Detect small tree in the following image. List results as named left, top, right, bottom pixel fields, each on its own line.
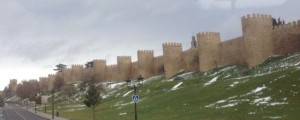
left=83, top=76, right=105, bottom=120
left=0, top=96, right=4, bottom=107
left=63, top=84, right=76, bottom=101
left=53, top=74, right=65, bottom=91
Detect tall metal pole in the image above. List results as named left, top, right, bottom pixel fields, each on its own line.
left=35, top=102, right=37, bottom=113
left=52, top=92, right=54, bottom=119
left=134, top=85, right=137, bottom=120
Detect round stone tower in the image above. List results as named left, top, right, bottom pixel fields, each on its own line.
left=197, top=32, right=221, bottom=72
left=163, top=42, right=183, bottom=78
left=242, top=14, right=274, bottom=67
left=117, top=56, right=132, bottom=81
left=137, top=50, right=154, bottom=79
left=93, top=59, right=107, bottom=82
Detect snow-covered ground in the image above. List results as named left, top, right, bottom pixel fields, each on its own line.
left=204, top=77, right=218, bottom=86
left=122, top=90, right=133, bottom=97
left=171, top=82, right=183, bottom=91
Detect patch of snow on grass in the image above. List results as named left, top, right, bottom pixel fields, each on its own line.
left=248, top=112, right=255, bottom=115
left=281, top=53, right=300, bottom=61
left=65, top=108, right=85, bottom=112
left=251, top=96, right=271, bottom=105
left=221, top=103, right=238, bottom=108
left=144, top=75, right=164, bottom=83
left=269, top=102, right=288, bottom=106
left=229, top=82, right=239, bottom=87
left=263, top=116, right=283, bottom=119
left=178, top=72, right=194, bottom=78
left=123, top=90, right=133, bottom=97
left=245, top=85, right=266, bottom=95
left=216, top=100, right=226, bottom=104
left=171, top=82, right=183, bottom=91
left=108, top=82, right=125, bottom=89
left=223, top=74, right=231, bottom=79
left=204, top=77, right=218, bottom=86
left=233, top=76, right=251, bottom=80
left=119, top=113, right=127, bottom=116
left=219, top=66, right=236, bottom=72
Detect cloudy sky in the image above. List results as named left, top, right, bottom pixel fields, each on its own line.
left=0, top=0, right=299, bottom=90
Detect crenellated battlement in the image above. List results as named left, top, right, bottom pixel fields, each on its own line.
left=197, top=32, right=220, bottom=37
left=34, top=13, right=300, bottom=88
left=71, top=64, right=84, bottom=68
left=242, top=13, right=272, bottom=21
left=107, top=64, right=117, bottom=68
left=63, top=68, right=72, bottom=71
left=138, top=50, right=154, bottom=54
left=48, top=74, right=55, bottom=77
left=39, top=77, right=48, bottom=79
left=117, top=56, right=131, bottom=60
left=163, top=42, right=182, bottom=47
left=224, top=36, right=244, bottom=43
left=93, top=59, right=106, bottom=63
left=273, top=20, right=300, bottom=32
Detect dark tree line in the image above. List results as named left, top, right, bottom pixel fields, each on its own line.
left=272, top=17, right=286, bottom=29
left=16, top=80, right=40, bottom=101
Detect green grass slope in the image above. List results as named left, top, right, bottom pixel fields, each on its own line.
left=45, top=53, right=300, bottom=120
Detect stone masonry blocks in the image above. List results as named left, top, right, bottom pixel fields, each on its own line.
left=117, top=56, right=132, bottom=81
left=197, top=32, right=221, bottom=72
left=242, top=13, right=274, bottom=67
left=93, top=59, right=107, bottom=82
left=137, top=50, right=154, bottom=79
left=71, top=64, right=84, bottom=82
left=163, top=42, right=184, bottom=78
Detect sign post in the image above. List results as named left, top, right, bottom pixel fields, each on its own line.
left=41, top=96, right=48, bottom=113
left=132, top=95, right=139, bottom=103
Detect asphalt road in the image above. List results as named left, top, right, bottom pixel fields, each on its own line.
left=0, top=107, right=4, bottom=120
left=3, top=104, right=48, bottom=120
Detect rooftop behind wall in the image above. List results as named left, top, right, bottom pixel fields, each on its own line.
left=219, top=36, right=246, bottom=67
left=273, top=20, right=300, bottom=55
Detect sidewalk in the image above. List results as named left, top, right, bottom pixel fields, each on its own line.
left=26, top=107, right=69, bottom=120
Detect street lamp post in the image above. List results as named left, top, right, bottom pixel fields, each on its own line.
left=52, top=63, right=66, bottom=119
left=35, top=95, right=37, bottom=114
left=125, top=75, right=144, bottom=120
left=51, top=90, right=55, bottom=119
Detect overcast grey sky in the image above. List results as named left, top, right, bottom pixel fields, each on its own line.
left=0, top=0, right=299, bottom=89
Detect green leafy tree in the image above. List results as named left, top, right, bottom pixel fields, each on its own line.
left=53, top=74, right=65, bottom=91
left=83, top=76, right=104, bottom=120
left=63, top=84, right=76, bottom=101
left=0, top=96, right=4, bottom=107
